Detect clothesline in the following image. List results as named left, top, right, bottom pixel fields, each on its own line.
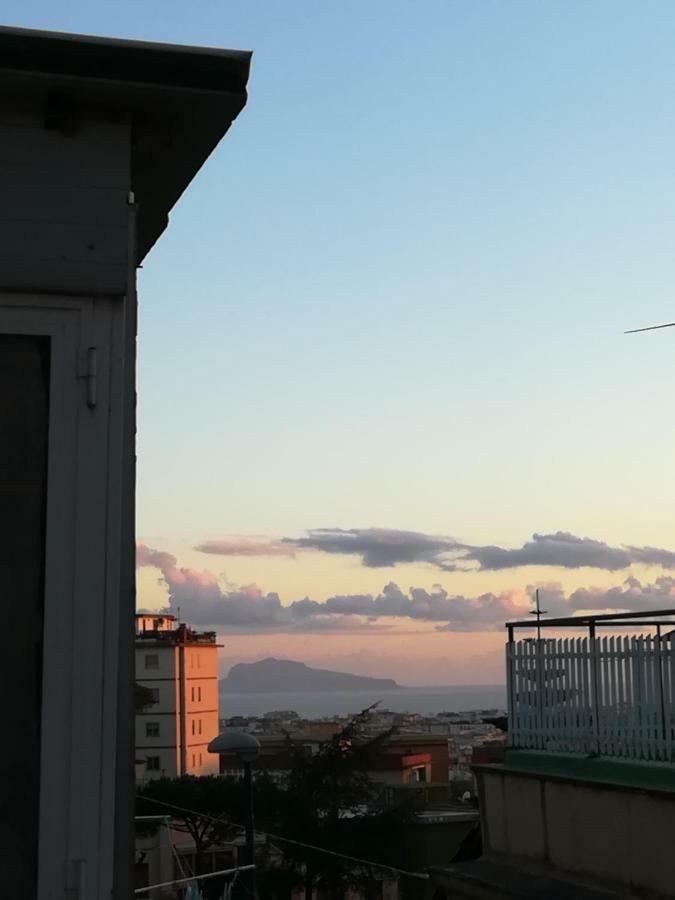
left=137, top=793, right=429, bottom=880
left=134, top=863, right=255, bottom=893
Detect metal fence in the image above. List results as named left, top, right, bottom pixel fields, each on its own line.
left=507, top=631, right=675, bottom=761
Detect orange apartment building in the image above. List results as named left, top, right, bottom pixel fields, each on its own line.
left=135, top=613, right=221, bottom=780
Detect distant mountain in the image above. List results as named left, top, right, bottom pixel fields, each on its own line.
left=220, top=658, right=401, bottom=693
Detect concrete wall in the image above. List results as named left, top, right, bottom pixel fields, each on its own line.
left=184, top=644, right=220, bottom=775
left=476, top=765, right=675, bottom=897
left=135, top=645, right=179, bottom=778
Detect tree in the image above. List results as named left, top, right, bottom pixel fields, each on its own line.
left=136, top=710, right=413, bottom=899
left=137, top=775, right=241, bottom=877
left=270, top=706, right=413, bottom=899
left=134, top=681, right=155, bottom=713
left=136, top=773, right=285, bottom=898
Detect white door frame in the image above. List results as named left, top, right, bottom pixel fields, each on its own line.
left=0, top=294, right=126, bottom=900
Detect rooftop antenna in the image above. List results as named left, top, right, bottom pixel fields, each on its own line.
left=529, top=588, right=547, bottom=641
left=625, top=322, right=675, bottom=334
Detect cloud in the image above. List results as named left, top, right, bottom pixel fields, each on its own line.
left=137, top=541, right=388, bottom=632
left=465, top=532, right=633, bottom=571
left=287, top=528, right=461, bottom=568
left=569, top=575, right=675, bottom=613
left=195, top=538, right=295, bottom=558
left=196, top=527, right=462, bottom=569
left=138, top=542, right=675, bottom=634
left=136, top=542, right=179, bottom=572
left=194, top=528, right=675, bottom=574
left=626, top=546, right=675, bottom=569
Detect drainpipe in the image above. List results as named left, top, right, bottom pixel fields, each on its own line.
left=178, top=642, right=187, bottom=775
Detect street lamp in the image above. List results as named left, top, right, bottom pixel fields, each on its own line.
left=207, top=730, right=260, bottom=897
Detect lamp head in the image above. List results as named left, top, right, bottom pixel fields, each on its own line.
left=207, top=729, right=260, bottom=763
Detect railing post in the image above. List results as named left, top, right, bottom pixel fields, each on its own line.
left=656, top=625, right=667, bottom=760
left=589, top=622, right=601, bottom=754
left=506, top=629, right=515, bottom=747
left=535, top=636, right=545, bottom=750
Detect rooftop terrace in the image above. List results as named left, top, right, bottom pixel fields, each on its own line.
left=506, top=608, right=675, bottom=762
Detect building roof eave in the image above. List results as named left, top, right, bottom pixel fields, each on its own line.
left=0, top=25, right=252, bottom=264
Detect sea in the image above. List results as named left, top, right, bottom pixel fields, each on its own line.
left=219, top=684, right=507, bottom=719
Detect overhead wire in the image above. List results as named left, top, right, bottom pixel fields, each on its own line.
left=134, top=863, right=255, bottom=894
left=136, top=793, right=429, bottom=880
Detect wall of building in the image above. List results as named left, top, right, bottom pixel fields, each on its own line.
left=136, top=644, right=178, bottom=779
left=476, top=764, right=675, bottom=898
left=183, top=644, right=220, bottom=776
left=384, top=735, right=450, bottom=782
left=135, top=640, right=220, bottom=779
left=0, top=100, right=130, bottom=295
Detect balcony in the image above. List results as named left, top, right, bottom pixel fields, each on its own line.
left=506, top=608, right=675, bottom=762
left=429, top=610, right=675, bottom=899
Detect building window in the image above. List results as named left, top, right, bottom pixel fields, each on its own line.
left=197, top=686, right=202, bottom=702
left=146, top=722, right=160, bottom=738
left=192, top=754, right=196, bottom=768
left=198, top=719, right=202, bottom=735
left=145, top=654, right=159, bottom=669
left=146, top=756, right=161, bottom=771
left=196, top=654, right=201, bottom=669
left=191, top=686, right=195, bottom=702
left=191, top=720, right=195, bottom=735
left=199, top=753, right=203, bottom=766
left=150, top=688, right=160, bottom=704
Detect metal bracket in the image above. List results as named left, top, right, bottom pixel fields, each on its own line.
left=76, top=347, right=97, bottom=409
left=66, top=858, right=86, bottom=899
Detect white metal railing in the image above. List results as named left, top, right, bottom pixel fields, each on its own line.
left=507, top=634, right=675, bottom=761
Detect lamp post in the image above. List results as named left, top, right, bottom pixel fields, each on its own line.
left=207, top=730, right=260, bottom=898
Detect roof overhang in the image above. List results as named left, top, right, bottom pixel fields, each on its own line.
left=0, top=25, right=252, bottom=263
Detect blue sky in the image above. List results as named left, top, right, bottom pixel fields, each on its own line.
left=9, top=3, right=675, bottom=679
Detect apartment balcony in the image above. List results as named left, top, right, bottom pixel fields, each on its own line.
left=430, top=610, right=675, bottom=899
left=507, top=609, right=675, bottom=763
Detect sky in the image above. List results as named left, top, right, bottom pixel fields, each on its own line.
left=9, top=2, right=675, bottom=683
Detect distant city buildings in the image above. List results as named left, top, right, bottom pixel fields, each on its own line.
left=217, top=710, right=507, bottom=800
left=135, top=613, right=222, bottom=780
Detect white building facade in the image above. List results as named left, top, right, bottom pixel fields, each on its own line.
left=135, top=614, right=221, bottom=780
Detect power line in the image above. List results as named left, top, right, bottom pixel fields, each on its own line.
left=135, top=863, right=254, bottom=894
left=136, top=793, right=429, bottom=880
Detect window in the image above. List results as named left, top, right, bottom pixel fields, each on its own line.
left=191, top=686, right=195, bottom=702
left=146, top=756, right=161, bottom=771
left=410, top=766, right=427, bottom=784
left=198, top=719, right=202, bottom=735
left=199, top=753, right=203, bottom=766
left=191, top=720, right=195, bottom=735
left=146, top=722, right=160, bottom=738
left=150, top=688, right=160, bottom=704
left=197, top=686, right=202, bottom=702
left=192, top=754, right=196, bottom=768
left=145, top=654, right=159, bottom=670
